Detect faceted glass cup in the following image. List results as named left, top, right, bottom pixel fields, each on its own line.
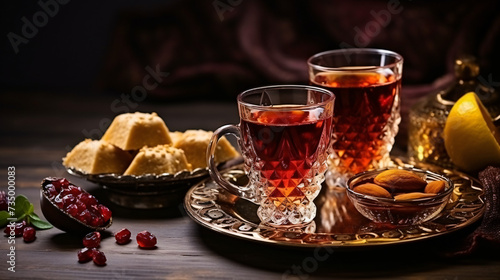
left=207, top=85, right=335, bottom=227
left=308, top=48, right=404, bottom=187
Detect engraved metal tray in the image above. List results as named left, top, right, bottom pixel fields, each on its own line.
left=184, top=158, right=485, bottom=248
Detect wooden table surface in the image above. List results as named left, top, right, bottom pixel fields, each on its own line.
left=1, top=91, right=499, bottom=280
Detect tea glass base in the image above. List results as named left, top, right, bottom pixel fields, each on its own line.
left=258, top=221, right=317, bottom=234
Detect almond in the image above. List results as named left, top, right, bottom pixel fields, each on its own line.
left=374, top=169, right=427, bottom=193
left=353, top=183, right=392, bottom=198
left=394, top=192, right=436, bottom=201
left=424, top=180, right=446, bottom=194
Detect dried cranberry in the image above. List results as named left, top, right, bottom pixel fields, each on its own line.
left=136, top=231, right=157, bottom=248
left=77, top=247, right=96, bottom=263
left=23, top=226, right=36, bottom=242
left=115, top=228, right=131, bottom=245
left=0, top=191, right=8, bottom=211
left=4, top=221, right=27, bottom=237
left=82, top=231, right=101, bottom=248
left=92, top=250, right=107, bottom=266
left=98, top=205, right=112, bottom=223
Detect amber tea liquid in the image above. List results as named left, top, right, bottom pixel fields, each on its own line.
left=311, top=70, right=401, bottom=176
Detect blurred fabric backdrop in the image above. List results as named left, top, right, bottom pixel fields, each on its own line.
left=1, top=0, right=499, bottom=146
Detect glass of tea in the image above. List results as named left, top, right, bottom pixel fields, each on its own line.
left=207, top=85, right=335, bottom=227
left=308, top=49, right=404, bottom=187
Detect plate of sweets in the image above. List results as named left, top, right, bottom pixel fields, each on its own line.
left=63, top=112, right=240, bottom=208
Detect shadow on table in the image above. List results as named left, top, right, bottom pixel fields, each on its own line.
left=196, top=223, right=499, bottom=278
left=87, top=185, right=187, bottom=220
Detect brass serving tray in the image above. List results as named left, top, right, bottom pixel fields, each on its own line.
left=184, top=158, right=485, bottom=248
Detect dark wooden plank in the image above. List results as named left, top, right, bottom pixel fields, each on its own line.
left=1, top=91, right=499, bottom=279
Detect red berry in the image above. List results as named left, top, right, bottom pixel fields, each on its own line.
left=23, top=226, right=36, bottom=242
left=62, top=194, right=76, bottom=208
left=4, top=221, right=27, bottom=237
left=77, top=209, right=91, bottom=224
left=77, top=193, right=98, bottom=207
left=44, top=185, right=58, bottom=199
left=0, top=191, right=8, bottom=211
left=77, top=247, right=95, bottom=263
left=82, top=231, right=101, bottom=248
left=52, top=178, right=70, bottom=192
left=53, top=194, right=64, bottom=209
left=136, top=231, right=157, bottom=248
left=92, top=250, right=107, bottom=266
left=98, top=205, right=112, bottom=223
left=88, top=214, right=104, bottom=227
left=65, top=203, right=79, bottom=218
left=75, top=199, right=87, bottom=212
left=115, top=228, right=131, bottom=245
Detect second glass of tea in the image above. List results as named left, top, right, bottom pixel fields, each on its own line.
left=308, top=48, right=404, bottom=187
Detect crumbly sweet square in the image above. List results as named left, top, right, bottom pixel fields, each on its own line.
left=123, top=145, right=192, bottom=176
left=173, top=129, right=239, bottom=169
left=63, top=139, right=134, bottom=174
left=101, top=112, right=172, bottom=151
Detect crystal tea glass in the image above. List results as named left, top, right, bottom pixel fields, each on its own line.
left=308, top=49, right=403, bottom=186
left=207, top=85, right=335, bottom=227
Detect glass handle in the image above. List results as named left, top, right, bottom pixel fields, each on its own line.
left=207, top=125, right=256, bottom=202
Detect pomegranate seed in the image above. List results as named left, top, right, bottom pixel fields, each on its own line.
left=65, top=204, right=79, bottom=218
left=53, top=194, right=64, bottom=209
left=52, top=178, right=70, bottom=192
left=44, top=185, right=58, bottom=199
left=62, top=194, right=76, bottom=208
left=77, top=247, right=96, bottom=263
left=23, top=226, right=36, bottom=242
left=92, top=250, right=107, bottom=266
left=115, top=228, right=131, bottom=245
left=77, top=193, right=98, bottom=207
left=0, top=191, right=7, bottom=211
left=77, top=209, right=91, bottom=224
left=43, top=177, right=112, bottom=228
left=67, top=185, right=83, bottom=196
left=82, top=231, right=101, bottom=248
left=98, top=205, right=112, bottom=223
left=75, top=199, right=87, bottom=212
left=4, top=221, right=27, bottom=237
left=136, top=231, right=157, bottom=248
left=89, top=214, right=103, bottom=227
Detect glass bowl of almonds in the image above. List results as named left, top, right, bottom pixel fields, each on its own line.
left=346, top=167, right=454, bottom=225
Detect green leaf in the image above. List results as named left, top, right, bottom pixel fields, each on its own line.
left=28, top=213, right=52, bottom=230
left=0, top=211, right=10, bottom=227
left=14, top=195, right=32, bottom=218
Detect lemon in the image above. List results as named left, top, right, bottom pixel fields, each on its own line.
left=443, top=92, right=500, bottom=172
